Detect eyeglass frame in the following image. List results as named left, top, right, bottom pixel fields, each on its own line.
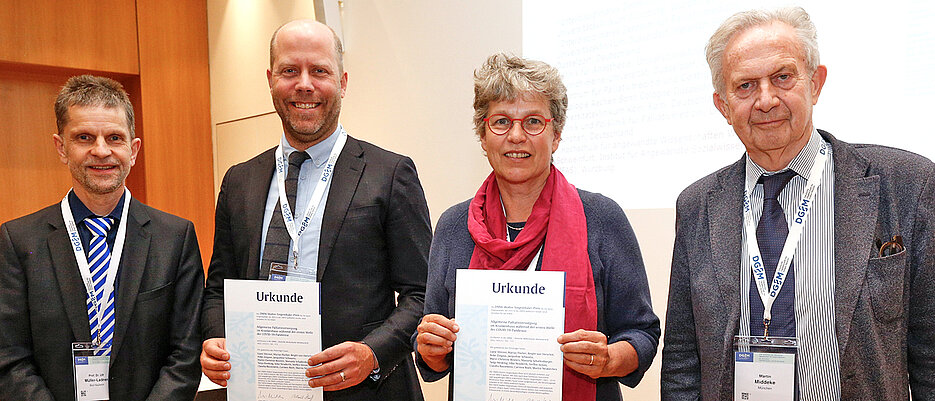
left=878, top=234, right=904, bottom=257
left=483, top=114, right=553, bottom=136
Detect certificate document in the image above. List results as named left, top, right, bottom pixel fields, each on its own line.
left=453, top=270, right=565, bottom=401
left=225, top=279, right=322, bottom=401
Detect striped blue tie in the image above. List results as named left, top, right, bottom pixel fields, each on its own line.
left=84, top=216, right=116, bottom=355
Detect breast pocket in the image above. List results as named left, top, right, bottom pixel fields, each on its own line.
left=866, top=250, right=907, bottom=323
left=137, top=280, right=175, bottom=302
left=338, top=206, right=385, bottom=254
left=345, top=205, right=380, bottom=220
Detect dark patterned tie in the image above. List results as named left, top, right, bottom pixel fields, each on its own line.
left=260, top=151, right=310, bottom=278
left=750, top=170, right=797, bottom=337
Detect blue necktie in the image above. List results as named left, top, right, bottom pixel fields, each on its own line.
left=750, top=170, right=797, bottom=337
left=84, top=216, right=116, bottom=354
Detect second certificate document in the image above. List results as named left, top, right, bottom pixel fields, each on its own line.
left=453, top=269, right=565, bottom=401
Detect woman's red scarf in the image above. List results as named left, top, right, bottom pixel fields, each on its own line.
left=467, top=165, right=597, bottom=401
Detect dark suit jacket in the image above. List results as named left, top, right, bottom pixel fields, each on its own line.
left=661, top=131, right=935, bottom=400
left=202, top=136, right=431, bottom=401
left=0, top=198, right=204, bottom=401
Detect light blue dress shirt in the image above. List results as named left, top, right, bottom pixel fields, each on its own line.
left=258, top=125, right=341, bottom=281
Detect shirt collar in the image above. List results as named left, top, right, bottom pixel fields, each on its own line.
left=68, top=189, right=126, bottom=224
left=280, top=124, right=343, bottom=169
left=744, top=128, right=824, bottom=189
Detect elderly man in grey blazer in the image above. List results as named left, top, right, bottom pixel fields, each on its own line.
left=661, top=7, right=935, bottom=400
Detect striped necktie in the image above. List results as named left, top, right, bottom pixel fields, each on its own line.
left=84, top=216, right=116, bottom=355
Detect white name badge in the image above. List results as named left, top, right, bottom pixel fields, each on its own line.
left=734, top=336, right=797, bottom=401
left=268, top=262, right=317, bottom=282
left=72, top=342, right=110, bottom=401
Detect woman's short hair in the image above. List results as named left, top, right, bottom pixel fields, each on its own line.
left=473, top=53, right=568, bottom=138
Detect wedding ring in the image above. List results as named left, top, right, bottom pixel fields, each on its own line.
left=589, top=354, right=594, bottom=366
left=339, top=371, right=346, bottom=382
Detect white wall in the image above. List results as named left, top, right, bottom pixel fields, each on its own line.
left=207, top=0, right=318, bottom=194
left=338, top=0, right=517, bottom=223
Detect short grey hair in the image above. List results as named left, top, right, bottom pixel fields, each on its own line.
left=705, top=7, right=820, bottom=95
left=55, top=75, right=135, bottom=138
left=473, top=53, right=568, bottom=138
left=270, top=20, right=344, bottom=74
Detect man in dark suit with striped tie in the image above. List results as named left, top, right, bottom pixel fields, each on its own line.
left=0, top=75, right=204, bottom=400
left=661, top=6, right=935, bottom=400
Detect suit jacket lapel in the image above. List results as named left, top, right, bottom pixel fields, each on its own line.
left=317, top=137, right=364, bottom=281
left=708, top=158, right=745, bottom=372
left=48, top=216, right=93, bottom=342
left=825, top=131, right=878, bottom=354
left=251, top=148, right=277, bottom=279
left=111, top=199, right=151, bottom=362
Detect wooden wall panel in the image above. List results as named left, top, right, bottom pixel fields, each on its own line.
left=0, top=66, right=145, bottom=223
left=136, top=0, right=215, bottom=269
left=0, top=1, right=215, bottom=270
left=0, top=0, right=139, bottom=74
left=121, top=76, right=148, bottom=202
left=0, top=71, right=73, bottom=222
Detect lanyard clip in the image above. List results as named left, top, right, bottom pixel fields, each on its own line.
left=763, top=318, right=771, bottom=338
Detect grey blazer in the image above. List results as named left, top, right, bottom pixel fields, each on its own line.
left=0, top=199, right=204, bottom=400
left=661, top=130, right=935, bottom=400
left=202, top=135, right=431, bottom=401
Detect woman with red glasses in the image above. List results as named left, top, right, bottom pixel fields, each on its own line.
left=414, top=53, right=660, bottom=401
